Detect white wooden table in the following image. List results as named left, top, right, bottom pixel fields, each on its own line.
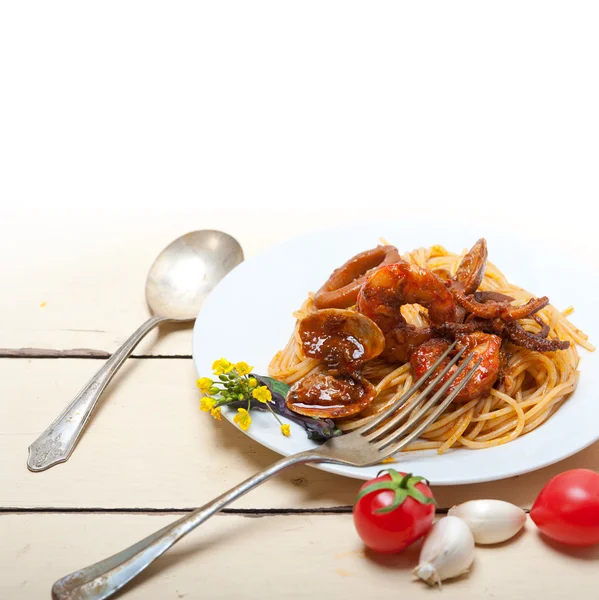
left=2, top=3, right=599, bottom=598
left=2, top=221, right=599, bottom=599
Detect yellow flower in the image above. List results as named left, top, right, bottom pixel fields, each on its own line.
left=212, top=358, right=233, bottom=375
left=234, top=408, right=252, bottom=431
left=248, top=377, right=258, bottom=388
left=280, top=424, right=291, bottom=437
left=200, top=396, right=216, bottom=412
left=252, top=386, right=272, bottom=404
left=196, top=377, right=213, bottom=393
left=235, top=361, right=253, bottom=376
left=210, top=407, right=222, bottom=421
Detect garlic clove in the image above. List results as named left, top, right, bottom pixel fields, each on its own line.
left=448, top=499, right=526, bottom=545
left=414, top=516, right=475, bottom=587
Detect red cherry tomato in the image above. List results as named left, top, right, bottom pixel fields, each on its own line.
left=352, top=469, right=436, bottom=553
left=530, top=468, right=599, bottom=547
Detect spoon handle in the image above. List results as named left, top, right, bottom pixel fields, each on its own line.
left=27, top=315, right=167, bottom=472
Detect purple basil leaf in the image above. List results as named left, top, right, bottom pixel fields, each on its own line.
left=223, top=374, right=341, bottom=442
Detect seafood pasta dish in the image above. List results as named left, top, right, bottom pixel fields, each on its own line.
left=269, top=239, right=593, bottom=453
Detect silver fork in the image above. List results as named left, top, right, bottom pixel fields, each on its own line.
left=52, top=342, right=480, bottom=600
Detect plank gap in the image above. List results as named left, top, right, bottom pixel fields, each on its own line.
left=0, top=506, right=358, bottom=516
left=0, top=348, right=192, bottom=359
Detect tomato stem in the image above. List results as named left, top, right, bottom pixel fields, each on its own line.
left=398, top=472, right=413, bottom=489
left=356, top=469, right=437, bottom=514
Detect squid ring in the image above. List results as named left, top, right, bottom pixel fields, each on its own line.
left=313, top=245, right=401, bottom=309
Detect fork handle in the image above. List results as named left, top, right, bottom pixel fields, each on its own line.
left=51, top=449, right=325, bottom=600
left=28, top=314, right=167, bottom=472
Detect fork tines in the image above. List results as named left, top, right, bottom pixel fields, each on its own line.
left=361, top=342, right=482, bottom=457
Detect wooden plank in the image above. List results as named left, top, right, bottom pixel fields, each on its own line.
left=2, top=512, right=599, bottom=600
left=2, top=358, right=598, bottom=510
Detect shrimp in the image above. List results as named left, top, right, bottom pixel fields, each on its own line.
left=356, top=261, right=457, bottom=362
left=357, top=261, right=457, bottom=333
left=410, top=332, right=502, bottom=402
left=382, top=323, right=434, bottom=364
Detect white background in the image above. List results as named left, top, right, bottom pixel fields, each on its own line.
left=1, top=2, right=597, bottom=253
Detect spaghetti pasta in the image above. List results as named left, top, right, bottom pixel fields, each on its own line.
left=268, top=244, right=593, bottom=453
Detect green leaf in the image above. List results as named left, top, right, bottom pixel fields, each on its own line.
left=356, top=481, right=396, bottom=502
left=376, top=468, right=401, bottom=480
left=261, top=376, right=291, bottom=399
left=408, top=484, right=437, bottom=506
left=356, top=470, right=437, bottom=513
left=407, top=475, right=427, bottom=485
left=406, top=484, right=436, bottom=506
left=387, top=469, right=405, bottom=484
left=375, top=488, right=408, bottom=514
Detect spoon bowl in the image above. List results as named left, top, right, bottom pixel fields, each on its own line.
left=146, top=230, right=244, bottom=320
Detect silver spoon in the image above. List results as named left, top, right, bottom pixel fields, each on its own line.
left=27, top=230, right=244, bottom=472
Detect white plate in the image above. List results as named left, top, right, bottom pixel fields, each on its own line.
left=192, top=221, right=599, bottom=484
